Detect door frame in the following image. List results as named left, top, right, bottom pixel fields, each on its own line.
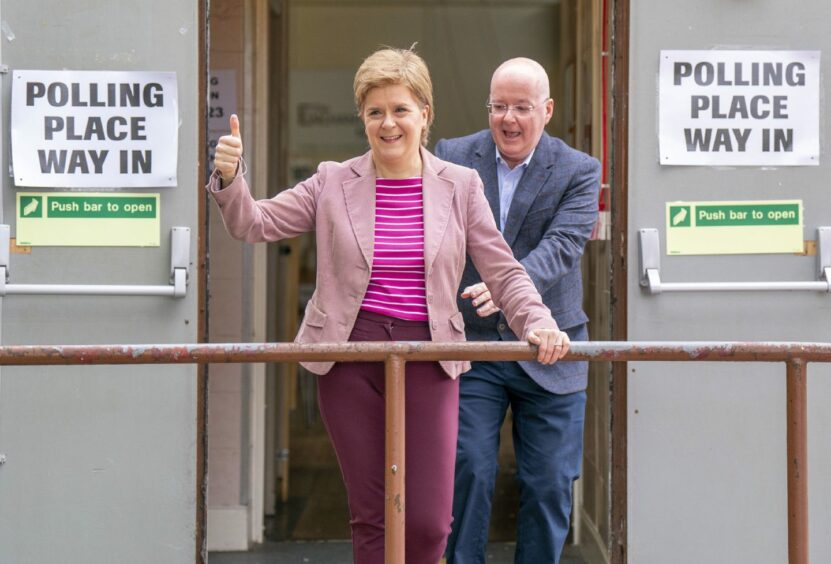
left=197, top=0, right=209, bottom=559
left=609, top=0, right=630, bottom=562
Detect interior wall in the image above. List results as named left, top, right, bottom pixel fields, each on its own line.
left=206, top=0, right=251, bottom=551
left=288, top=1, right=562, bottom=160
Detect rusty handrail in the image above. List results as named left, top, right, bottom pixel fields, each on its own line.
left=0, top=340, right=830, bottom=365
left=1, top=340, right=828, bottom=564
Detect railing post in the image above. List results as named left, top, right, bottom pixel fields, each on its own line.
left=786, top=358, right=808, bottom=564
left=385, top=354, right=406, bottom=563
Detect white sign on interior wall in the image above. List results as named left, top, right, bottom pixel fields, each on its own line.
left=208, top=70, right=238, bottom=171
left=209, top=70, right=237, bottom=130
left=289, top=69, right=366, bottom=156
left=659, top=50, right=819, bottom=166
left=11, top=70, right=179, bottom=188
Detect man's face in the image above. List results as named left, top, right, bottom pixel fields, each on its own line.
left=488, top=67, right=553, bottom=169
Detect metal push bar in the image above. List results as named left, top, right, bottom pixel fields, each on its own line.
left=639, top=227, right=831, bottom=294
left=0, top=225, right=190, bottom=297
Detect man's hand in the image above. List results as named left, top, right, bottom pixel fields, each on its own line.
left=461, top=282, right=501, bottom=317
left=214, top=114, right=243, bottom=186
left=526, top=328, right=570, bottom=364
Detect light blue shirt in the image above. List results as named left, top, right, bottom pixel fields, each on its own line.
left=495, top=147, right=535, bottom=232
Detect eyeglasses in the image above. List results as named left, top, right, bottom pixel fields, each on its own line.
left=486, top=102, right=539, bottom=117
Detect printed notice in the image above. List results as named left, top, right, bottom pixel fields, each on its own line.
left=11, top=70, right=178, bottom=188
left=666, top=200, right=803, bottom=255
left=17, top=192, right=160, bottom=246
left=208, top=70, right=238, bottom=171
left=659, top=50, right=819, bottom=166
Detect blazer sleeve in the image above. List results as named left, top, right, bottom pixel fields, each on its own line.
left=205, top=164, right=323, bottom=243
left=463, top=169, right=558, bottom=339
left=519, top=155, right=601, bottom=293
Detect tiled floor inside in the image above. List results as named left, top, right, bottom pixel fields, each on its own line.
left=210, top=374, right=601, bottom=563
left=210, top=540, right=594, bottom=563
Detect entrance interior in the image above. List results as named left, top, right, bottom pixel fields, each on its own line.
left=205, top=0, right=612, bottom=558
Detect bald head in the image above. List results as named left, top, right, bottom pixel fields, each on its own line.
left=487, top=57, right=554, bottom=169
left=491, top=58, right=550, bottom=101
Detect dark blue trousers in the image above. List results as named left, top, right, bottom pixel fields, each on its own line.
left=445, top=360, right=586, bottom=564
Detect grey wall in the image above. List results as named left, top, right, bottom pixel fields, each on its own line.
left=627, top=1, right=831, bottom=563
left=0, top=2, right=201, bottom=563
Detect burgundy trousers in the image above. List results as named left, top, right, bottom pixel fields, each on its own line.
left=317, top=309, right=460, bottom=564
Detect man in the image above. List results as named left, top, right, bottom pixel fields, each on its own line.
left=435, top=58, right=600, bottom=564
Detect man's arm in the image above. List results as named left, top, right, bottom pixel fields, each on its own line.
left=519, top=155, right=601, bottom=294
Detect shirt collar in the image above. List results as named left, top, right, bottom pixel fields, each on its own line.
left=495, top=145, right=535, bottom=171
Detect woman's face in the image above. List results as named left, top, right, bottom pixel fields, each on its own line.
left=361, top=84, right=428, bottom=173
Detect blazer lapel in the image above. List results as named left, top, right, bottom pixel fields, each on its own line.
left=502, top=142, right=554, bottom=247
left=422, top=148, right=455, bottom=277
left=342, top=151, right=376, bottom=270
left=473, top=137, right=500, bottom=226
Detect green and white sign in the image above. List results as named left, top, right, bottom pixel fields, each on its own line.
left=17, top=192, right=160, bottom=246
left=666, top=199, right=802, bottom=255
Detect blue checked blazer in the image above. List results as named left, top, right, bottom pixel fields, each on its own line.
left=435, top=130, right=600, bottom=394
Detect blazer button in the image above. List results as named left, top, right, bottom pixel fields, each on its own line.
left=498, top=322, right=507, bottom=332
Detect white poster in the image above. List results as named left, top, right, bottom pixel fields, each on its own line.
left=11, top=70, right=179, bottom=188
left=659, top=50, right=819, bottom=166
left=208, top=70, right=237, bottom=131
left=208, top=70, right=237, bottom=171
left=289, top=69, right=366, bottom=156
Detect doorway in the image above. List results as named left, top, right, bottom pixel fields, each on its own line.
left=205, top=0, right=613, bottom=559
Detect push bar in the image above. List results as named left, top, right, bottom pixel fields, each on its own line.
left=639, top=227, right=831, bottom=294
left=0, top=225, right=190, bottom=298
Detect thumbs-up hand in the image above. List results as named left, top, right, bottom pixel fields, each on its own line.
left=214, top=114, right=243, bottom=186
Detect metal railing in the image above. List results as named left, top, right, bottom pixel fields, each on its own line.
left=1, top=340, right=829, bottom=564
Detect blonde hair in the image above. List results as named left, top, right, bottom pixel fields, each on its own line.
left=353, top=46, right=434, bottom=145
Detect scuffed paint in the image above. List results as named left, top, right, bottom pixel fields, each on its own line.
left=1, top=21, right=15, bottom=42
left=131, top=347, right=148, bottom=358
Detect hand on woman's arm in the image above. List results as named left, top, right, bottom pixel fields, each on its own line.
left=461, top=282, right=501, bottom=317
left=463, top=169, right=564, bottom=362
left=526, top=327, right=570, bottom=364
left=214, top=114, right=243, bottom=187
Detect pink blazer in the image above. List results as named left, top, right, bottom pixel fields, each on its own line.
left=207, top=147, right=557, bottom=378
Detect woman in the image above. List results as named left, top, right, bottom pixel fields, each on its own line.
left=208, top=47, right=569, bottom=564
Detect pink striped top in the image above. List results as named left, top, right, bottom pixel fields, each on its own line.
left=359, top=177, right=428, bottom=321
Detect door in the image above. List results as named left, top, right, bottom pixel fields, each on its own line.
left=624, top=1, right=831, bottom=562
left=0, top=2, right=204, bottom=563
